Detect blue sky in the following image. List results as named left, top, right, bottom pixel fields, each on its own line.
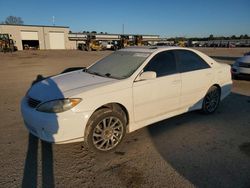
left=0, top=0, right=249, bottom=37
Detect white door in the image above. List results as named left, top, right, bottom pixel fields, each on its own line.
left=49, top=32, right=65, bottom=49
left=133, top=50, right=181, bottom=122
left=175, top=50, right=213, bottom=109
left=133, top=74, right=181, bottom=122
left=180, top=69, right=213, bottom=108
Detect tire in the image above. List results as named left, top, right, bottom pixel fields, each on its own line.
left=202, top=86, right=220, bottom=114
left=85, top=108, right=126, bottom=152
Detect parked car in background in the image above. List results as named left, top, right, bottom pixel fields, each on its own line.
left=106, top=41, right=114, bottom=50
left=231, top=55, right=250, bottom=79
left=244, top=51, right=250, bottom=56
left=102, top=41, right=118, bottom=50
left=21, top=47, right=232, bottom=152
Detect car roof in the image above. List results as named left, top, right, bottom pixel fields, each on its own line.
left=119, top=46, right=188, bottom=53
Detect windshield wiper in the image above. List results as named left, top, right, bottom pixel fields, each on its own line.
left=85, top=69, right=105, bottom=77
left=104, top=73, right=125, bottom=79
left=105, top=73, right=111, bottom=77
left=85, top=70, right=122, bottom=79
left=90, top=72, right=104, bottom=77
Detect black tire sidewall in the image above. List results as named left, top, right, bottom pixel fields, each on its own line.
left=202, top=86, right=220, bottom=114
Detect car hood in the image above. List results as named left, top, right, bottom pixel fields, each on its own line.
left=27, top=70, right=116, bottom=102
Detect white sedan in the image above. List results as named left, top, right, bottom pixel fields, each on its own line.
left=21, top=47, right=232, bottom=152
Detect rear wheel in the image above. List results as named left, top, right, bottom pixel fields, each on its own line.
left=85, top=108, right=126, bottom=152
left=202, top=86, right=220, bottom=114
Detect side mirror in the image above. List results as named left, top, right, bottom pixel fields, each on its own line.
left=136, top=71, right=156, bottom=81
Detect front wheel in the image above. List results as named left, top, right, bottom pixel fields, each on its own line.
left=85, top=108, right=126, bottom=152
left=202, top=86, right=220, bottom=114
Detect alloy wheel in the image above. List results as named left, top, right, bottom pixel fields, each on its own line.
left=92, top=116, right=124, bottom=151
left=204, top=88, right=220, bottom=113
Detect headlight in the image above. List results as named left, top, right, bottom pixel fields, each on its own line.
left=36, top=98, right=82, bottom=113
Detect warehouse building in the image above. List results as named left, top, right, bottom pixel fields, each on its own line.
left=0, top=24, right=160, bottom=50
left=0, top=24, right=70, bottom=50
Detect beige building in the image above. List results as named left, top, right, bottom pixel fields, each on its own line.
left=0, top=24, right=70, bottom=50
left=0, top=24, right=161, bottom=50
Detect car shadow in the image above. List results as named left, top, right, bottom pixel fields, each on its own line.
left=148, top=92, right=250, bottom=187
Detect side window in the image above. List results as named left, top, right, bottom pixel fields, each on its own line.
left=175, top=50, right=210, bottom=73
left=144, top=51, right=177, bottom=77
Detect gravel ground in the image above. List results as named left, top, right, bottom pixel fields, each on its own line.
left=0, top=48, right=249, bottom=188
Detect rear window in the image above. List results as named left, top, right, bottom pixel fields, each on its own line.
left=175, top=50, right=210, bottom=72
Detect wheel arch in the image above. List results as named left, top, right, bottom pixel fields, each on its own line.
left=212, top=84, right=221, bottom=96
left=94, top=102, right=129, bottom=125
left=84, top=102, right=130, bottom=140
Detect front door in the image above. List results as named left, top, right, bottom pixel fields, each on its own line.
left=133, top=50, right=181, bottom=123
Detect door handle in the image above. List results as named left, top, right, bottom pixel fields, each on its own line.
left=172, top=80, right=181, bottom=85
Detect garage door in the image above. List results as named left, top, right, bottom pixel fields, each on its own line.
left=49, top=32, right=65, bottom=49
left=21, top=31, right=38, bottom=40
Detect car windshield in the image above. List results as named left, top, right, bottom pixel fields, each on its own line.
left=87, top=51, right=150, bottom=79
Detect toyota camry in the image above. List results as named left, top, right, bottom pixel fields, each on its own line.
left=21, top=47, right=232, bottom=152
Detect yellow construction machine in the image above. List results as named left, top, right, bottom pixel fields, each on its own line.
left=85, top=35, right=103, bottom=51
left=134, top=35, right=143, bottom=46
left=0, top=33, right=15, bottom=52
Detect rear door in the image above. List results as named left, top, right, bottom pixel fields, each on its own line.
left=133, top=50, right=181, bottom=123
left=174, top=50, right=213, bottom=109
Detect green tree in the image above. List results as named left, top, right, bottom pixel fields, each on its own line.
left=3, top=16, right=24, bottom=25
left=231, top=35, right=236, bottom=39
left=209, top=34, right=214, bottom=40
left=244, top=34, right=249, bottom=39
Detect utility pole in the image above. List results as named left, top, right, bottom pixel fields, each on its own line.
left=52, top=16, right=55, bottom=26
left=122, top=24, right=124, bottom=34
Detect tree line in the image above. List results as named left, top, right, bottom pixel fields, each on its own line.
left=1, top=16, right=249, bottom=41
left=168, top=34, right=250, bottom=42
